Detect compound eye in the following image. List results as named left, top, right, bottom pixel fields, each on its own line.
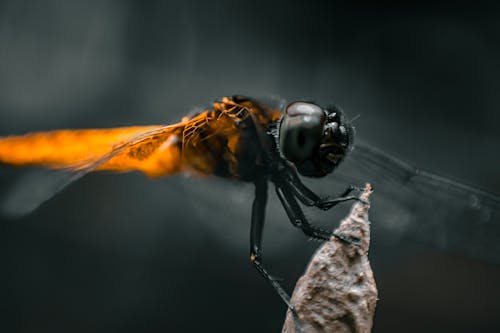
left=280, top=102, right=325, bottom=163
left=286, top=101, right=325, bottom=118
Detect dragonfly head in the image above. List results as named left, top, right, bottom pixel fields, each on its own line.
left=279, top=102, right=353, bottom=177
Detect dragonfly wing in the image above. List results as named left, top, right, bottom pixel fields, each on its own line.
left=2, top=140, right=135, bottom=217
left=332, top=140, right=500, bottom=263
left=180, top=176, right=299, bottom=255
left=1, top=125, right=183, bottom=217
left=3, top=166, right=96, bottom=217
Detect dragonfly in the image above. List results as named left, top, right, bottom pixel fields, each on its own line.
left=1, top=95, right=499, bottom=320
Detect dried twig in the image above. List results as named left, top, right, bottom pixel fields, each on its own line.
left=282, top=184, right=378, bottom=333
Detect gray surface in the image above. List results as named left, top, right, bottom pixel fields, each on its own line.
left=1, top=1, right=500, bottom=332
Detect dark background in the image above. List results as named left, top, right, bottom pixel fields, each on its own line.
left=1, top=0, right=500, bottom=332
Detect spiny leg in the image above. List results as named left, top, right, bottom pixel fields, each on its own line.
left=316, top=195, right=365, bottom=211
left=250, top=178, right=303, bottom=333
left=275, top=182, right=360, bottom=245
left=286, top=167, right=367, bottom=210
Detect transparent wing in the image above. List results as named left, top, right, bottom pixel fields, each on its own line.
left=3, top=163, right=102, bottom=218
left=2, top=146, right=130, bottom=218
left=1, top=125, right=178, bottom=217
left=180, top=176, right=299, bottom=255
left=331, top=140, right=500, bottom=263
left=183, top=137, right=500, bottom=263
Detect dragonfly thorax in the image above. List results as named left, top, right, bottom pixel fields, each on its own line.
left=278, top=102, right=353, bottom=178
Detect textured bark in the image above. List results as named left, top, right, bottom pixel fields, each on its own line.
left=282, top=184, right=378, bottom=333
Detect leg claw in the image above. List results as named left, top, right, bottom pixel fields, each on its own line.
left=333, top=233, right=361, bottom=246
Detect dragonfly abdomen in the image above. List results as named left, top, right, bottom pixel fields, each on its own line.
left=0, top=96, right=281, bottom=181
left=0, top=125, right=187, bottom=178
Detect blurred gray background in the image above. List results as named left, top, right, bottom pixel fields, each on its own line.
left=1, top=0, right=500, bottom=332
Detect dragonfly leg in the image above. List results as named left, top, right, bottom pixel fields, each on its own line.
left=339, top=184, right=357, bottom=197
left=285, top=168, right=367, bottom=210
left=316, top=195, right=367, bottom=211
left=250, top=178, right=303, bottom=333
left=275, top=183, right=361, bottom=245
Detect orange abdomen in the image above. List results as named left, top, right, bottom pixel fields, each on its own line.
left=0, top=125, right=184, bottom=178
left=0, top=96, right=282, bottom=180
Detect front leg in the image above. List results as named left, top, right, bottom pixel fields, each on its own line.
left=275, top=181, right=360, bottom=245
left=286, top=166, right=365, bottom=210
